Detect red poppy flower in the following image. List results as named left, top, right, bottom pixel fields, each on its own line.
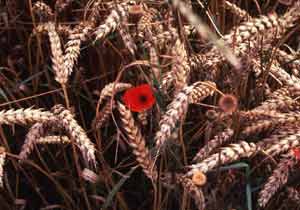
left=292, top=147, right=300, bottom=160
left=122, top=84, right=156, bottom=112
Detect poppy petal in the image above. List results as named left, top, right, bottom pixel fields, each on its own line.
left=122, top=84, right=156, bottom=112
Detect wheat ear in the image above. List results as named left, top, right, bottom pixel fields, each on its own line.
left=262, top=61, right=300, bottom=87
left=187, top=141, right=260, bottom=176
left=188, top=81, right=216, bottom=104
left=241, top=113, right=300, bottom=137
left=171, top=39, right=190, bottom=92
left=45, top=22, right=68, bottom=85
left=175, top=174, right=205, bottom=210
left=276, top=50, right=300, bottom=76
left=93, top=101, right=114, bottom=129
left=96, top=82, right=132, bottom=108
left=224, top=1, right=251, bottom=21
left=20, top=122, right=50, bottom=160
left=0, top=108, right=56, bottom=125
left=145, top=28, right=179, bottom=50
left=137, top=111, right=148, bottom=126
left=137, top=6, right=162, bottom=39
left=19, top=122, right=63, bottom=160
left=32, top=1, right=54, bottom=21
left=94, top=2, right=129, bottom=41
left=36, top=135, right=71, bottom=144
left=160, top=71, right=174, bottom=92
left=193, top=128, right=234, bottom=162
left=155, top=81, right=216, bottom=149
left=286, top=187, right=300, bottom=204
left=118, top=16, right=136, bottom=56
left=55, top=0, right=73, bottom=13
left=258, top=149, right=299, bottom=207
left=52, top=105, right=97, bottom=167
left=264, top=133, right=300, bottom=157
left=62, top=0, right=106, bottom=77
left=64, top=22, right=94, bottom=77
left=280, top=2, right=300, bottom=31
left=117, top=102, right=157, bottom=181
left=154, top=87, right=190, bottom=149
left=148, top=43, right=160, bottom=81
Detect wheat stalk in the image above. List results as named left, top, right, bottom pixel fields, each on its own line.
left=0, top=147, right=6, bottom=187
left=33, top=23, right=72, bottom=37
left=172, top=0, right=240, bottom=68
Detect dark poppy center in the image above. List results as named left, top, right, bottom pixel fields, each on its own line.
left=139, top=94, right=148, bottom=103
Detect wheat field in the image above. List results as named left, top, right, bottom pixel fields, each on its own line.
left=0, top=0, right=300, bottom=209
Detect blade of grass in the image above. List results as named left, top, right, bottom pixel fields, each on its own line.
left=219, top=162, right=252, bottom=210
left=101, top=166, right=138, bottom=209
